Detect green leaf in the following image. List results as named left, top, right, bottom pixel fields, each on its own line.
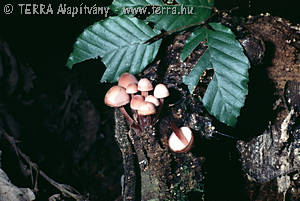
left=180, top=27, right=207, bottom=61
left=66, top=16, right=162, bottom=83
left=182, top=23, right=250, bottom=127
left=147, top=0, right=214, bottom=31
left=110, top=0, right=164, bottom=15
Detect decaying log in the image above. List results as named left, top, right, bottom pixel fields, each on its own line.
left=114, top=106, right=206, bottom=201
left=236, top=15, right=300, bottom=201
left=237, top=80, right=300, bottom=186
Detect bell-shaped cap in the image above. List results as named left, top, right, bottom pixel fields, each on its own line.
left=154, top=84, right=169, bottom=99
left=138, top=78, right=153, bottom=92
left=126, top=83, right=138, bottom=94
left=104, top=86, right=130, bottom=107
left=130, top=95, right=144, bottom=110
left=137, top=101, right=156, bottom=116
left=118, top=73, right=138, bottom=89
left=145, top=95, right=159, bottom=107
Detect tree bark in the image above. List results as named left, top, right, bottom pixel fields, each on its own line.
left=114, top=108, right=206, bottom=201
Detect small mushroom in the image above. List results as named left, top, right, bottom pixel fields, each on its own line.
left=130, top=95, right=144, bottom=122
left=104, top=86, right=130, bottom=107
left=118, top=73, right=138, bottom=89
left=152, top=84, right=169, bottom=123
left=154, top=84, right=169, bottom=103
left=137, top=101, right=156, bottom=126
left=145, top=95, right=159, bottom=107
left=168, top=124, right=194, bottom=153
left=138, top=102, right=156, bottom=116
left=130, top=95, right=144, bottom=110
left=126, top=83, right=138, bottom=96
left=138, top=78, right=153, bottom=97
left=104, top=86, right=133, bottom=125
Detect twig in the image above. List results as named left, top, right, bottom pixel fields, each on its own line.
left=144, top=6, right=239, bottom=44
left=0, top=127, right=89, bottom=201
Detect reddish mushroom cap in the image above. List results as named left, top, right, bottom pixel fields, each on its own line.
left=104, top=86, right=130, bottom=107
left=154, top=84, right=169, bottom=99
left=126, top=83, right=138, bottom=94
left=138, top=78, right=153, bottom=92
left=118, top=73, right=138, bottom=89
left=145, top=95, right=160, bottom=107
left=168, top=127, right=194, bottom=153
left=137, top=101, right=156, bottom=116
left=130, top=95, right=144, bottom=110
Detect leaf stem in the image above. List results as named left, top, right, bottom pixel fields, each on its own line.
left=144, top=6, right=239, bottom=44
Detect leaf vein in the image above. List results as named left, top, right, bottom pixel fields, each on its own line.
left=114, top=48, right=128, bottom=81
left=212, top=57, right=248, bottom=80
left=214, top=70, right=245, bottom=92
left=87, top=28, right=119, bottom=48
left=101, top=22, right=130, bottom=45
left=209, top=45, right=249, bottom=66
left=125, top=17, right=153, bottom=38
left=78, top=37, right=104, bottom=52
left=114, top=19, right=143, bottom=41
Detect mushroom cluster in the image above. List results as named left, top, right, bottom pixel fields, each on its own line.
left=104, top=72, right=194, bottom=153
left=104, top=73, right=169, bottom=129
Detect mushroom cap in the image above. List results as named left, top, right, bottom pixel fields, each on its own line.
left=130, top=95, right=144, bottom=110
left=154, top=84, right=169, bottom=99
left=138, top=78, right=153, bottom=92
left=145, top=95, right=160, bottom=107
left=118, top=73, right=138, bottom=89
left=126, top=83, right=138, bottom=94
left=104, top=86, right=130, bottom=107
left=137, top=101, right=156, bottom=116
left=168, top=127, right=194, bottom=153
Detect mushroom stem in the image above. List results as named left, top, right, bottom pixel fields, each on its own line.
left=141, top=91, right=148, bottom=97
left=145, top=115, right=151, bottom=126
left=170, top=121, right=189, bottom=146
left=132, top=110, right=138, bottom=122
left=152, top=99, right=164, bottom=124
left=119, top=107, right=134, bottom=126
left=138, top=115, right=148, bottom=128
left=137, top=115, right=142, bottom=126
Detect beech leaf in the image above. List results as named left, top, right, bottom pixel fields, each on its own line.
left=182, top=23, right=250, bottom=127
left=67, top=16, right=162, bottom=83
left=147, top=0, right=214, bottom=31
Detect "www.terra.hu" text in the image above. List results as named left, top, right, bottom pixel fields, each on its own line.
left=122, top=5, right=194, bottom=15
